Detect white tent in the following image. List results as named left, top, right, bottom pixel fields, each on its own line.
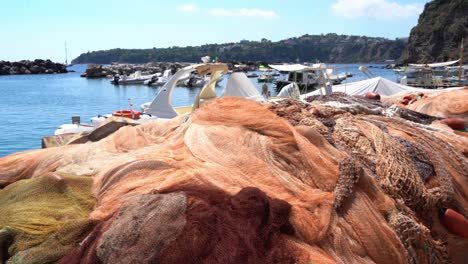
left=277, top=83, right=301, bottom=99
left=221, top=72, right=266, bottom=103
left=268, top=63, right=327, bottom=72
left=300, top=77, right=464, bottom=99
left=300, top=77, right=425, bottom=99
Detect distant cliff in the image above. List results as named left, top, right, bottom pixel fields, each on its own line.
left=72, top=34, right=406, bottom=64
left=402, top=0, right=468, bottom=63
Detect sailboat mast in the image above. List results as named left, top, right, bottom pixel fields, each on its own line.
left=459, top=38, right=464, bottom=82
left=65, top=41, right=68, bottom=65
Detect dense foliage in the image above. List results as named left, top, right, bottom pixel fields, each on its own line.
left=72, top=34, right=406, bottom=64
left=402, top=0, right=468, bottom=63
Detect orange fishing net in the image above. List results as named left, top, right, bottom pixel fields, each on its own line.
left=0, top=95, right=467, bottom=263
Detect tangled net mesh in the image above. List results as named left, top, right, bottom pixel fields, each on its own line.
left=0, top=93, right=467, bottom=264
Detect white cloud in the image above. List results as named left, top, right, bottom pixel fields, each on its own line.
left=332, top=0, right=424, bottom=20
left=207, top=8, right=278, bottom=19
left=177, top=4, right=197, bottom=13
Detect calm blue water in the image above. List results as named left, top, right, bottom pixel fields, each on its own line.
left=0, top=63, right=397, bottom=157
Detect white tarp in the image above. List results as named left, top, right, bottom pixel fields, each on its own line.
left=268, top=63, right=328, bottom=72
left=221, top=72, right=266, bottom=103
left=409, top=59, right=460, bottom=68
left=269, top=64, right=308, bottom=72
left=277, top=83, right=301, bottom=99
left=300, top=77, right=424, bottom=99
left=300, top=77, right=464, bottom=99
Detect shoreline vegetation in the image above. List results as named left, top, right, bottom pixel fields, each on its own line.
left=72, top=34, right=407, bottom=65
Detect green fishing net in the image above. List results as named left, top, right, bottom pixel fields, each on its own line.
left=0, top=173, right=95, bottom=264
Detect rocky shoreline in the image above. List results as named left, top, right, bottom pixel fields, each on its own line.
left=80, top=62, right=258, bottom=78
left=0, top=60, right=68, bottom=75
left=80, top=62, right=191, bottom=78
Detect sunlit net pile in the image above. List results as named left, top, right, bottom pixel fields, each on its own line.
left=0, top=92, right=467, bottom=263
left=385, top=88, right=468, bottom=123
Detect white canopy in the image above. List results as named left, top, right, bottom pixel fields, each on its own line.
left=268, top=63, right=327, bottom=72
left=300, top=77, right=425, bottom=99
left=409, top=59, right=460, bottom=68
left=221, top=72, right=266, bottom=103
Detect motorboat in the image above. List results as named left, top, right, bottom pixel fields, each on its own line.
left=256, top=65, right=277, bottom=83
left=246, top=72, right=259, bottom=78
left=144, top=69, right=173, bottom=86
left=180, top=73, right=224, bottom=87
left=183, top=75, right=210, bottom=87
left=110, top=71, right=158, bottom=85
left=257, top=74, right=277, bottom=83
left=325, top=69, right=347, bottom=85
left=55, top=63, right=265, bottom=136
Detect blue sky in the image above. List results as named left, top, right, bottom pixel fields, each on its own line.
left=0, top=0, right=430, bottom=62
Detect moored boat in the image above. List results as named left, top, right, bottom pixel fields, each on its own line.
left=111, top=71, right=159, bottom=85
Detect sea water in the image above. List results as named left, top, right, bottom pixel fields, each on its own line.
left=0, top=64, right=397, bottom=157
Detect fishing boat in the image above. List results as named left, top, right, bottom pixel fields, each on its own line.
left=270, top=63, right=333, bottom=93
left=396, top=40, right=467, bottom=88
left=396, top=61, right=467, bottom=88
left=257, top=65, right=278, bottom=83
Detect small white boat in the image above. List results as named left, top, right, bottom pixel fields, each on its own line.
left=257, top=74, right=277, bottom=83
left=111, top=71, right=158, bottom=85
left=54, top=123, right=95, bottom=135
left=144, top=69, right=172, bottom=86
left=181, top=73, right=224, bottom=87
left=325, top=69, right=347, bottom=85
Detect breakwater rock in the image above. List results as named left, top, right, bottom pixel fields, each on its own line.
left=0, top=59, right=68, bottom=75
left=80, top=62, right=191, bottom=78
left=1, top=91, right=468, bottom=263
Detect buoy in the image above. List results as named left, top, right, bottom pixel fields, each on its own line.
left=365, top=92, right=381, bottom=100
left=403, top=94, right=417, bottom=101
left=112, top=110, right=141, bottom=119
left=309, top=108, right=321, bottom=117
left=441, top=118, right=465, bottom=130
left=400, top=98, right=410, bottom=105
left=440, top=208, right=468, bottom=238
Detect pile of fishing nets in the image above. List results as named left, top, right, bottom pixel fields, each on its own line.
left=384, top=88, right=468, bottom=122
left=0, top=92, right=467, bottom=263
